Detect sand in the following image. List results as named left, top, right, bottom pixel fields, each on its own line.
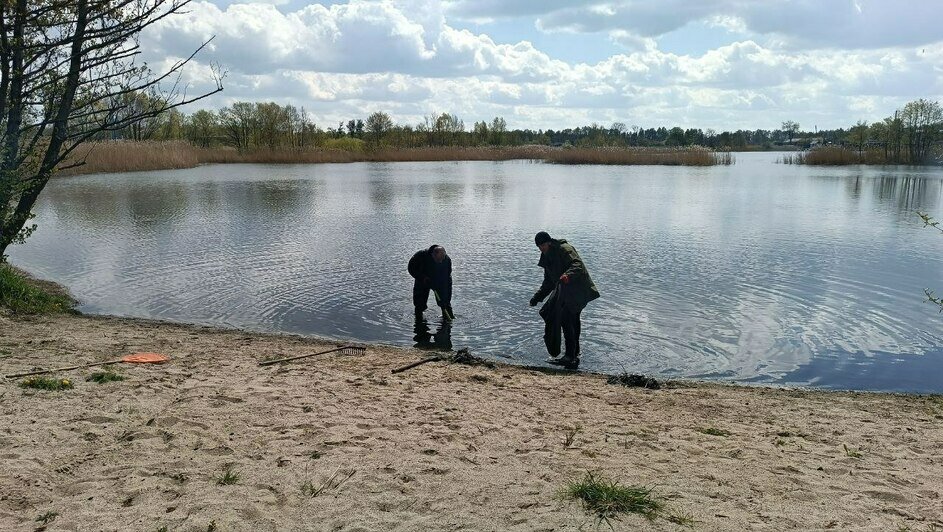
left=1, top=312, right=942, bottom=531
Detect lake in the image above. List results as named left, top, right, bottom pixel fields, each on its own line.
left=8, top=153, right=943, bottom=392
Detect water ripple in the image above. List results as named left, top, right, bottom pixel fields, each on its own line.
left=9, top=155, right=943, bottom=392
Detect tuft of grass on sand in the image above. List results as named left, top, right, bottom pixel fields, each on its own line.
left=302, top=468, right=356, bottom=497
left=563, top=424, right=582, bottom=449
left=843, top=444, right=863, bottom=459
left=0, top=265, right=75, bottom=314
left=300, top=479, right=318, bottom=497
left=216, top=467, right=240, bottom=486
left=666, top=512, right=697, bottom=527
left=563, top=472, right=664, bottom=522
left=35, top=511, right=59, bottom=526
left=696, top=427, right=731, bottom=437
left=20, top=376, right=73, bottom=391
left=86, top=370, right=124, bottom=384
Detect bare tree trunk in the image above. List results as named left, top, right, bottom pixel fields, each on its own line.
left=2, top=0, right=89, bottom=256
left=0, top=0, right=222, bottom=259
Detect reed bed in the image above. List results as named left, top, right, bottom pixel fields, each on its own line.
left=780, top=147, right=893, bottom=165
left=545, top=146, right=733, bottom=166
left=58, top=141, right=734, bottom=175
left=58, top=141, right=201, bottom=175
left=366, top=145, right=554, bottom=162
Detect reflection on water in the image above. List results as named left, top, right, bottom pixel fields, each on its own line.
left=414, top=317, right=453, bottom=351
left=9, top=154, right=943, bottom=393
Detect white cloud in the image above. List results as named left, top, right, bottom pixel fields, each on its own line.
left=451, top=0, right=943, bottom=50
left=145, top=1, right=943, bottom=131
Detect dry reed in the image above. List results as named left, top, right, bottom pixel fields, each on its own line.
left=58, top=141, right=201, bottom=175
left=58, top=141, right=734, bottom=175
left=780, top=147, right=892, bottom=165
left=546, top=146, right=733, bottom=166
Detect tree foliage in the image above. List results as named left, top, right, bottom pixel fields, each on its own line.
left=0, top=0, right=222, bottom=258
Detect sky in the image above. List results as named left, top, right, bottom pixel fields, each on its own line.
left=142, top=0, right=943, bottom=131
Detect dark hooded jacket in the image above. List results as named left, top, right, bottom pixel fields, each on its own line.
left=532, top=239, right=599, bottom=311
left=408, top=246, right=452, bottom=288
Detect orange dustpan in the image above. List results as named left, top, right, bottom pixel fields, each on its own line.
left=5, top=352, right=170, bottom=379
left=120, top=353, right=170, bottom=364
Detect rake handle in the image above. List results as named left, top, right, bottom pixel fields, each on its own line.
left=432, top=289, right=455, bottom=320
left=391, top=356, right=443, bottom=374
left=4, top=358, right=123, bottom=379
left=258, top=345, right=359, bottom=367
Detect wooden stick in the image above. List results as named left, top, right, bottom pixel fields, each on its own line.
left=258, top=345, right=360, bottom=367
left=391, top=356, right=443, bottom=374
left=5, top=358, right=124, bottom=379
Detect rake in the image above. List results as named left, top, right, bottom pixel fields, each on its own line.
left=432, top=289, right=455, bottom=320
left=258, top=345, right=365, bottom=367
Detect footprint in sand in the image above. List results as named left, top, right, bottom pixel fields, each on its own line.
left=863, top=489, right=911, bottom=504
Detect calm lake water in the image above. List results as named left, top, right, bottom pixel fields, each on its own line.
left=9, top=153, right=943, bottom=392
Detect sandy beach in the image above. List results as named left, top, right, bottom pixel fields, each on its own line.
left=1, top=311, right=942, bottom=531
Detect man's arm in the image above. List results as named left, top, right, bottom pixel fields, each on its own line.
left=407, top=252, right=421, bottom=279
left=531, top=268, right=555, bottom=304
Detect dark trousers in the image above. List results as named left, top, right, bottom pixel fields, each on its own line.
left=413, top=281, right=452, bottom=312
left=542, top=300, right=582, bottom=359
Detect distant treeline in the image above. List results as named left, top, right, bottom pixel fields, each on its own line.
left=88, top=94, right=942, bottom=163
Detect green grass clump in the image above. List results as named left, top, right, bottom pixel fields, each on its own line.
left=216, top=467, right=240, bottom=485
left=843, top=444, right=863, bottom=458
left=563, top=472, right=664, bottom=521
left=0, top=265, right=74, bottom=314
left=86, top=370, right=124, bottom=384
left=300, top=480, right=318, bottom=497
left=696, top=427, right=731, bottom=437
left=20, top=376, right=74, bottom=391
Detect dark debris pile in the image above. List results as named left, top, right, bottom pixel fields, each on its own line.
left=448, top=348, right=495, bottom=368
left=607, top=372, right=661, bottom=390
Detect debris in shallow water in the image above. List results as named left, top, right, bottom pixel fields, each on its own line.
left=607, top=373, right=660, bottom=390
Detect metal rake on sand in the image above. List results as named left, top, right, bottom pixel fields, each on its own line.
left=258, top=345, right=366, bottom=367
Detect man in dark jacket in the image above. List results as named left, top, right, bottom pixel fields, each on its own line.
left=408, top=245, right=453, bottom=320
left=529, top=231, right=599, bottom=368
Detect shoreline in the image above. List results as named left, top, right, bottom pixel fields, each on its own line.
left=6, top=264, right=942, bottom=398
left=8, top=307, right=943, bottom=398
left=3, top=310, right=943, bottom=531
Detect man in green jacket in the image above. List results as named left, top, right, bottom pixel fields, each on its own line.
left=529, top=231, right=600, bottom=369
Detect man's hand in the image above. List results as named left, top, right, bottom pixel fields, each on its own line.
left=529, top=297, right=539, bottom=307
left=559, top=274, right=570, bottom=284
